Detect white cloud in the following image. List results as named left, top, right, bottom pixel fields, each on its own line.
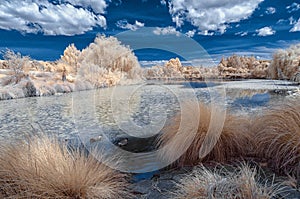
left=160, top=0, right=167, bottom=5
left=235, top=31, right=248, bottom=36
left=286, top=2, right=300, bottom=13
left=153, top=26, right=180, bottom=36
left=116, top=20, right=144, bottom=31
left=289, top=17, right=296, bottom=25
left=256, top=26, right=275, bottom=36
left=198, top=30, right=214, bottom=36
left=266, top=7, right=276, bottom=14
left=168, top=0, right=263, bottom=34
left=185, top=30, right=196, bottom=37
left=64, top=0, right=107, bottom=13
left=276, top=19, right=287, bottom=24
left=0, top=0, right=107, bottom=36
left=290, top=18, right=300, bottom=32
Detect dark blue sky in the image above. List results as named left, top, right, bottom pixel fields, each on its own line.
left=0, top=0, right=299, bottom=62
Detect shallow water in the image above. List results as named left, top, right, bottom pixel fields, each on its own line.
left=0, top=80, right=296, bottom=175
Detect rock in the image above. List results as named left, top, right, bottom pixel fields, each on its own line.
left=113, top=135, right=157, bottom=152
left=130, top=180, right=153, bottom=195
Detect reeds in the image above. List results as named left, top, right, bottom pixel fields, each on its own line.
left=0, top=135, right=129, bottom=198
left=252, top=101, right=300, bottom=175
left=157, top=102, right=252, bottom=167
left=173, top=164, right=280, bottom=199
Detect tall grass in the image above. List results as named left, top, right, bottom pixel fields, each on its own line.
left=252, top=101, right=300, bottom=175
left=268, top=43, right=300, bottom=82
left=173, top=164, right=280, bottom=199
left=157, top=102, right=252, bottom=167
left=0, top=135, right=129, bottom=198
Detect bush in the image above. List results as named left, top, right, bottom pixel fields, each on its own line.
left=60, top=43, right=81, bottom=73
left=268, top=44, right=300, bottom=82
left=77, top=35, right=141, bottom=87
left=1, top=49, right=31, bottom=84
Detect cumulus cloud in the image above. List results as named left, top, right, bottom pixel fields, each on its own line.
left=185, top=30, right=196, bottom=37
left=168, top=0, right=263, bottom=34
left=290, top=18, right=300, bottom=32
left=198, top=30, right=214, bottom=36
left=256, top=26, right=275, bottom=36
left=286, top=2, right=300, bottom=13
left=116, top=20, right=144, bottom=31
left=153, top=26, right=180, bottom=36
left=266, top=7, right=276, bottom=15
left=0, top=0, right=107, bottom=36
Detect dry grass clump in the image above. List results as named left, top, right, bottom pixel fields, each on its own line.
left=0, top=135, right=129, bottom=198
left=157, top=102, right=252, bottom=167
left=173, top=164, right=280, bottom=199
left=268, top=43, right=300, bottom=82
left=252, top=102, right=300, bottom=175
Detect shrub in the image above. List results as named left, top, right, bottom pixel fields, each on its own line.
left=268, top=43, right=300, bottom=82
left=0, top=135, right=129, bottom=198
left=1, top=49, right=31, bottom=84
left=77, top=35, right=141, bottom=87
left=60, top=43, right=81, bottom=73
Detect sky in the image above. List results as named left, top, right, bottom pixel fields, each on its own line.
left=0, top=0, right=300, bottom=63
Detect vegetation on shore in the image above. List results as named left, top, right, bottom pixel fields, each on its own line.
left=173, top=164, right=281, bottom=199
left=0, top=135, right=130, bottom=198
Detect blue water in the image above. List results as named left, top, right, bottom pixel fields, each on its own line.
left=0, top=0, right=299, bottom=63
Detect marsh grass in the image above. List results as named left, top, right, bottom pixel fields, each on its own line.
left=173, top=164, right=281, bottom=199
left=0, top=135, right=129, bottom=198
left=157, top=102, right=252, bottom=167
left=252, top=102, right=300, bottom=175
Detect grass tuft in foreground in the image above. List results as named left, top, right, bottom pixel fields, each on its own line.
left=157, top=102, right=252, bottom=167
left=173, top=164, right=281, bottom=199
left=252, top=101, right=300, bottom=175
left=0, top=135, right=129, bottom=198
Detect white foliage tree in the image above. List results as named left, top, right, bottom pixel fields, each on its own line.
left=77, top=35, right=141, bottom=87
left=268, top=43, right=300, bottom=82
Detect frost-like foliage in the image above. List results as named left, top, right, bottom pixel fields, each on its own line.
left=60, top=43, right=81, bottom=72
left=1, top=49, right=31, bottom=84
left=218, top=55, right=269, bottom=79
left=268, top=44, right=300, bottom=82
left=77, top=35, right=141, bottom=87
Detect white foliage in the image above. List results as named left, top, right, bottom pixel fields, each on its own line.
left=77, top=35, right=141, bottom=87
left=268, top=43, right=300, bottom=82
